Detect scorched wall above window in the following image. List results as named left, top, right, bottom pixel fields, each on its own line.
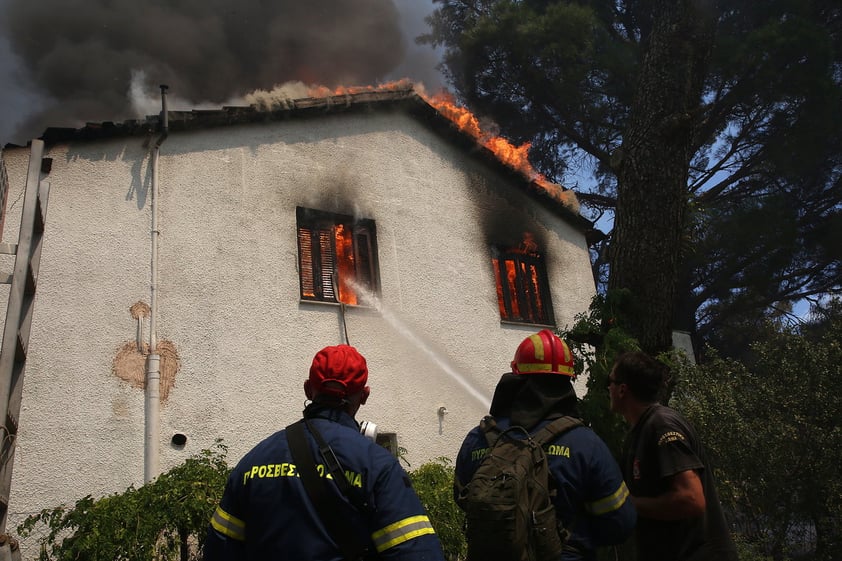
left=296, top=207, right=379, bottom=305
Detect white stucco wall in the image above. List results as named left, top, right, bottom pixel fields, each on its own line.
left=0, top=107, right=595, bottom=548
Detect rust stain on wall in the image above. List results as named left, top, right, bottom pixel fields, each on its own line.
left=112, top=302, right=181, bottom=401
left=112, top=340, right=181, bottom=401
left=130, top=301, right=150, bottom=320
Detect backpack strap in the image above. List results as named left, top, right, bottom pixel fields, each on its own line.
left=286, top=419, right=370, bottom=561
left=531, top=416, right=583, bottom=544
left=479, top=415, right=501, bottom=447
left=480, top=415, right=583, bottom=448
left=303, top=418, right=371, bottom=514
left=531, top=415, right=584, bottom=447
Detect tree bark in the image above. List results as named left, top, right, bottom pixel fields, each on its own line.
left=609, top=0, right=716, bottom=354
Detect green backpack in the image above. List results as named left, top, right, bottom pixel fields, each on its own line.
left=457, top=415, right=583, bottom=561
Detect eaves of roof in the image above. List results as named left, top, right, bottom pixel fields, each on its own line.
left=7, top=86, right=593, bottom=233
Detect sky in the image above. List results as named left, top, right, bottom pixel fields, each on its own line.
left=0, top=0, right=445, bottom=147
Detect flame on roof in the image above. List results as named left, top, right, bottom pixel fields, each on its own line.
left=244, top=79, right=580, bottom=216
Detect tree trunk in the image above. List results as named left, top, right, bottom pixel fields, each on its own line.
left=609, top=0, right=716, bottom=354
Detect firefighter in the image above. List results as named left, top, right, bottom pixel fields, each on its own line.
left=453, top=329, right=636, bottom=561
left=608, top=351, right=737, bottom=561
left=204, top=344, right=445, bottom=561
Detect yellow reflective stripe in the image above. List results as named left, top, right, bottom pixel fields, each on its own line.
left=530, top=333, right=546, bottom=360
left=585, top=481, right=630, bottom=516
left=371, top=515, right=436, bottom=552
left=516, top=362, right=575, bottom=375
left=561, top=339, right=572, bottom=363
left=210, top=506, right=246, bottom=541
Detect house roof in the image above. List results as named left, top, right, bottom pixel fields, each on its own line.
left=6, top=84, right=594, bottom=233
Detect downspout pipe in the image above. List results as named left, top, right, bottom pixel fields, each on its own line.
left=145, top=85, right=168, bottom=483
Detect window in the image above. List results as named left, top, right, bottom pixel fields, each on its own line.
left=491, top=237, right=554, bottom=326
left=296, top=207, right=379, bottom=305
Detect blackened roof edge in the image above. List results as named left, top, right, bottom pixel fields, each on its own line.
left=4, top=86, right=594, bottom=233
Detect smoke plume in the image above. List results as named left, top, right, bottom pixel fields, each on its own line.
left=1, top=0, right=441, bottom=144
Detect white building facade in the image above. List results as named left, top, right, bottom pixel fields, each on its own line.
left=0, top=87, right=596, bottom=547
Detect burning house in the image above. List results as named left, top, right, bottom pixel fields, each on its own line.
left=0, top=82, right=597, bottom=542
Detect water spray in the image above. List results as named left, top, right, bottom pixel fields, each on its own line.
left=332, top=269, right=350, bottom=345
left=349, top=280, right=492, bottom=410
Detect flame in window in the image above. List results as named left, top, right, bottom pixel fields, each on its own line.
left=504, top=259, right=522, bottom=318
left=334, top=224, right=358, bottom=305
left=297, top=208, right=377, bottom=306
left=518, top=232, right=539, bottom=254
left=492, top=233, right=552, bottom=324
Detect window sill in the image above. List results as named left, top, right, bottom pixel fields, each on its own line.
left=299, top=299, right=376, bottom=311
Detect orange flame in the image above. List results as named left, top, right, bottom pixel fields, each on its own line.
left=302, top=82, right=549, bottom=184
left=422, top=91, right=545, bottom=180
left=419, top=90, right=577, bottom=211
left=334, top=224, right=358, bottom=306
left=281, top=79, right=578, bottom=211
left=492, top=232, right=548, bottom=322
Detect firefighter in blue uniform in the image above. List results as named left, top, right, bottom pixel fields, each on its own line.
left=204, top=344, right=445, bottom=561
left=454, top=330, right=636, bottom=561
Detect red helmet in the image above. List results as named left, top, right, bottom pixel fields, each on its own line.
left=511, top=329, right=575, bottom=377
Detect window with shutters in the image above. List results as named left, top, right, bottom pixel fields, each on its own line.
left=296, top=207, right=379, bottom=305
left=491, top=239, right=554, bottom=326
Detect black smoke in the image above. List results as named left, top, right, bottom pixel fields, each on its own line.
left=1, top=0, right=442, bottom=144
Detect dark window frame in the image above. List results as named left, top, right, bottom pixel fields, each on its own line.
left=296, top=206, right=380, bottom=305
left=491, top=246, right=555, bottom=326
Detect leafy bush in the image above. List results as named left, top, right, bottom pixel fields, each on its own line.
left=671, top=309, right=842, bottom=561
left=17, top=441, right=230, bottom=561
left=409, top=457, right=466, bottom=561
left=16, top=443, right=469, bottom=560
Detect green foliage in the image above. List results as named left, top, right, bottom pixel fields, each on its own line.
left=562, top=292, right=842, bottom=560
left=17, top=443, right=467, bottom=561
left=424, top=0, right=842, bottom=351
left=671, top=303, right=842, bottom=560
left=732, top=534, right=775, bottom=561
left=562, top=290, right=641, bottom=456
left=17, top=441, right=230, bottom=561
left=409, top=458, right=467, bottom=561
left=16, top=443, right=469, bottom=561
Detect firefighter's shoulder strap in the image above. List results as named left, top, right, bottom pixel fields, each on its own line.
left=286, top=418, right=370, bottom=561
left=528, top=415, right=584, bottom=447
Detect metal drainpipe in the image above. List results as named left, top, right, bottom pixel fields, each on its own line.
left=145, top=85, right=169, bottom=483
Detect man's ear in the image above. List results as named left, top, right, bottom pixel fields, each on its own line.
left=304, top=380, right=313, bottom=399
left=618, top=383, right=629, bottom=399
left=360, top=386, right=370, bottom=405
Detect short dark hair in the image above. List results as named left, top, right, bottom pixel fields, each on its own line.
left=612, top=351, right=669, bottom=403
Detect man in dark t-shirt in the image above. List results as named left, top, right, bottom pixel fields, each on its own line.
left=608, top=351, right=737, bottom=561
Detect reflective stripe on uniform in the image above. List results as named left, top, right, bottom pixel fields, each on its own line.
left=585, top=481, right=630, bottom=516
left=211, top=505, right=246, bottom=541
left=371, top=514, right=436, bottom=552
